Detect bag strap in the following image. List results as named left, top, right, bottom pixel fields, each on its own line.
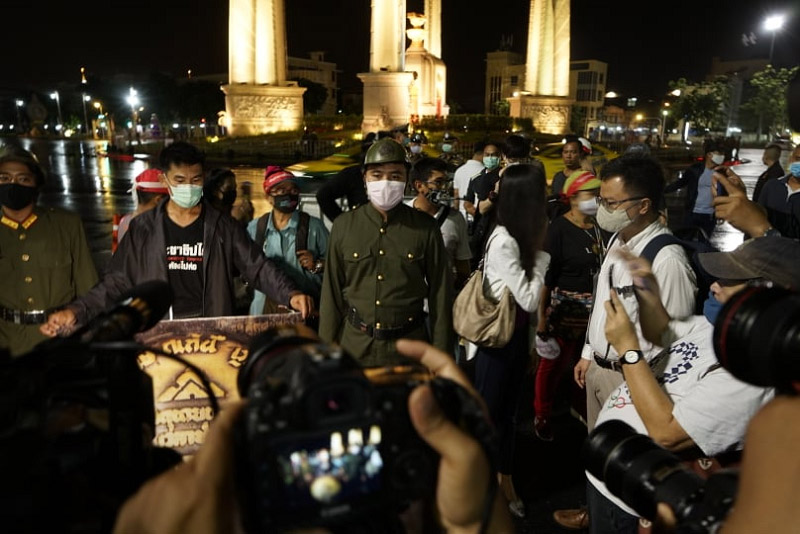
left=295, top=211, right=311, bottom=252
left=255, top=213, right=269, bottom=249
left=436, top=205, right=451, bottom=228
left=640, top=233, right=680, bottom=264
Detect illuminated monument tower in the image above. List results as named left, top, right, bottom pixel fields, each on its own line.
left=222, top=0, right=306, bottom=135
left=405, top=9, right=448, bottom=120
left=358, top=0, right=415, bottom=133
left=507, top=0, right=572, bottom=134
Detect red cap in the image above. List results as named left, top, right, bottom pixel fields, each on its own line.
left=262, top=165, right=297, bottom=194
left=128, top=168, right=168, bottom=194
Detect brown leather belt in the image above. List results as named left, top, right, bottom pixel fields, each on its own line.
left=346, top=306, right=425, bottom=341
left=0, top=306, right=49, bottom=325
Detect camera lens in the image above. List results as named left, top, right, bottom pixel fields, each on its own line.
left=713, top=287, right=800, bottom=389
left=583, top=421, right=704, bottom=520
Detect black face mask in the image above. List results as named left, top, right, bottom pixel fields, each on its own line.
left=220, top=189, right=237, bottom=207
left=0, top=183, right=37, bottom=210
left=273, top=193, right=299, bottom=213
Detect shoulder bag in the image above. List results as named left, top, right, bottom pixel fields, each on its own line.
left=452, top=234, right=516, bottom=347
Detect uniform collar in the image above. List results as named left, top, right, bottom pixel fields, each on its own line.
left=0, top=209, right=38, bottom=230
left=363, top=201, right=405, bottom=226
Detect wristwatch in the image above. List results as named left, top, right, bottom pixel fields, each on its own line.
left=620, top=349, right=644, bottom=365
left=762, top=227, right=781, bottom=238
left=310, top=258, right=324, bottom=274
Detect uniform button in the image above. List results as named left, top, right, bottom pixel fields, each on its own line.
left=27, top=297, right=34, bottom=304
left=24, top=276, right=32, bottom=283
left=352, top=252, right=359, bottom=259
left=375, top=322, right=382, bottom=329
left=377, top=274, right=384, bottom=281
left=21, top=254, right=30, bottom=262
left=408, top=317, right=414, bottom=322
left=19, top=233, right=26, bottom=241
left=379, top=228, right=386, bottom=234
left=375, top=300, right=381, bottom=306
left=407, top=253, right=414, bottom=259
left=379, top=249, right=385, bottom=256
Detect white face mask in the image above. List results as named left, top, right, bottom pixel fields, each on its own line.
left=410, top=145, right=423, bottom=154
left=578, top=198, right=599, bottom=216
left=595, top=203, right=633, bottom=233
left=366, top=180, right=406, bottom=211
left=710, top=153, right=725, bottom=166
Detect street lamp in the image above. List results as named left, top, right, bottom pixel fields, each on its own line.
left=126, top=87, right=140, bottom=144
left=764, top=14, right=785, bottom=64
left=14, top=99, right=24, bottom=131
left=49, top=91, right=63, bottom=132
left=81, top=94, right=91, bottom=136
left=660, top=109, right=669, bottom=144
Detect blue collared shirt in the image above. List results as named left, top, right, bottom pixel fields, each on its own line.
left=246, top=210, right=329, bottom=314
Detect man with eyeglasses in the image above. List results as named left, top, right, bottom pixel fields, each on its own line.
left=41, top=142, right=313, bottom=337
left=554, top=154, right=698, bottom=530
left=319, top=139, right=452, bottom=367
left=0, top=146, right=98, bottom=356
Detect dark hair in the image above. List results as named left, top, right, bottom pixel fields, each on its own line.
left=764, top=144, right=782, bottom=162
left=484, top=141, right=503, bottom=154
left=411, top=157, right=449, bottom=184
left=703, top=138, right=725, bottom=155
left=504, top=135, right=530, bottom=159
left=600, top=155, right=665, bottom=214
left=496, top=164, right=547, bottom=277
left=0, top=145, right=46, bottom=188
left=562, top=135, right=582, bottom=155
left=204, top=168, right=236, bottom=197
left=135, top=189, right=165, bottom=205
left=472, top=141, right=487, bottom=156
left=158, top=141, right=206, bottom=172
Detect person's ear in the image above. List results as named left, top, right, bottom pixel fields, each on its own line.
left=639, top=198, right=652, bottom=215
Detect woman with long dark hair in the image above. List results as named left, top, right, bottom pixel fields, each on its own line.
left=472, top=163, right=550, bottom=518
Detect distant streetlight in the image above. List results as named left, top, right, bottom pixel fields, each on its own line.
left=660, top=109, right=669, bottom=142
left=50, top=91, right=63, bottom=131
left=126, top=87, right=141, bottom=144
left=764, top=14, right=785, bottom=64
left=14, top=99, right=24, bottom=131
left=604, top=91, right=619, bottom=98
left=81, top=94, right=91, bottom=136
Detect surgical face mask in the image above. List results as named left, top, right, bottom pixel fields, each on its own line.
left=710, top=153, right=725, bottom=166
left=168, top=183, right=203, bottom=209
left=578, top=197, right=599, bottom=216
left=0, top=183, right=37, bottom=210
left=441, top=143, right=453, bottom=153
left=595, top=202, right=633, bottom=233
left=483, top=156, right=500, bottom=170
left=703, top=290, right=724, bottom=324
left=366, top=180, right=406, bottom=211
left=272, top=193, right=299, bottom=213
left=410, top=145, right=423, bottom=155
left=789, top=162, right=800, bottom=178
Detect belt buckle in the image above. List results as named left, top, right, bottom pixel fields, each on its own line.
left=13, top=310, right=21, bottom=324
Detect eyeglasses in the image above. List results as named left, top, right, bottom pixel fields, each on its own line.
left=0, top=172, right=36, bottom=187
left=425, top=179, right=452, bottom=189
left=598, top=196, right=645, bottom=210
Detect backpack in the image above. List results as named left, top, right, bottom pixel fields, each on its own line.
left=255, top=210, right=311, bottom=252
left=639, top=232, right=717, bottom=315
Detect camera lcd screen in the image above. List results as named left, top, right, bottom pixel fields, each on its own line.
left=275, top=424, right=384, bottom=508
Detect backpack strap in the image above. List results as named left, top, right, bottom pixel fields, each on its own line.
left=435, top=205, right=451, bottom=228
left=255, top=213, right=269, bottom=249
left=295, top=211, right=311, bottom=252
left=640, top=233, right=680, bottom=265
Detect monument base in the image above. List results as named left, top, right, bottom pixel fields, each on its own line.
left=221, top=83, right=306, bottom=136
left=507, top=95, right=573, bottom=135
left=358, top=71, right=415, bottom=134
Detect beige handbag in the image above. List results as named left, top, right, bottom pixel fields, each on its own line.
left=452, top=237, right=516, bottom=347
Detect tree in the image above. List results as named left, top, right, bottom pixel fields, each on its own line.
left=668, top=76, right=730, bottom=134
left=740, top=65, right=799, bottom=140
left=291, top=78, right=328, bottom=115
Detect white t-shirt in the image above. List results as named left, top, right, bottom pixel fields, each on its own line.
left=453, top=159, right=485, bottom=221
left=587, top=315, right=774, bottom=516
left=405, top=199, right=472, bottom=270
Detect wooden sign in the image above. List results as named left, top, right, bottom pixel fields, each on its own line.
left=135, top=312, right=303, bottom=456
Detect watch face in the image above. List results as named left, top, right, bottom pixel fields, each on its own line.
left=623, top=350, right=642, bottom=364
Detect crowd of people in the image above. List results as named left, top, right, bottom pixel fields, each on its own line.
left=1, top=128, right=799, bottom=533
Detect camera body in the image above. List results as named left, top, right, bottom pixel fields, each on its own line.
left=234, top=329, right=441, bottom=532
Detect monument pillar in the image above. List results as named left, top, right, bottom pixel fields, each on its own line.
left=405, top=12, right=448, bottom=120
left=508, top=0, right=573, bottom=134
left=359, top=0, right=413, bottom=133
left=222, top=0, right=305, bottom=136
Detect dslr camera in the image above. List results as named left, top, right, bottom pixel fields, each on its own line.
left=583, top=420, right=738, bottom=534
left=234, top=326, right=493, bottom=532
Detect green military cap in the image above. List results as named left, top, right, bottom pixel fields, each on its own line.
left=364, top=138, right=408, bottom=166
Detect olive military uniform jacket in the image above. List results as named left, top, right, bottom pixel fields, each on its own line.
left=319, top=203, right=453, bottom=366
left=67, top=198, right=298, bottom=325
left=0, top=207, right=98, bottom=356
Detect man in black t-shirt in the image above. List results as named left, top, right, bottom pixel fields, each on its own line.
left=43, top=142, right=314, bottom=335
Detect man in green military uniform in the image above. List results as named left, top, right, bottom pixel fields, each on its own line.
left=438, top=131, right=465, bottom=173
left=319, top=138, right=453, bottom=366
left=0, top=146, right=98, bottom=356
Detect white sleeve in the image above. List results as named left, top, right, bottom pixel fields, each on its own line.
left=673, top=371, right=774, bottom=456
left=489, top=235, right=550, bottom=313
left=653, top=249, right=697, bottom=320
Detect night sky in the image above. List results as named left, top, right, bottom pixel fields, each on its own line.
left=2, top=0, right=798, bottom=113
